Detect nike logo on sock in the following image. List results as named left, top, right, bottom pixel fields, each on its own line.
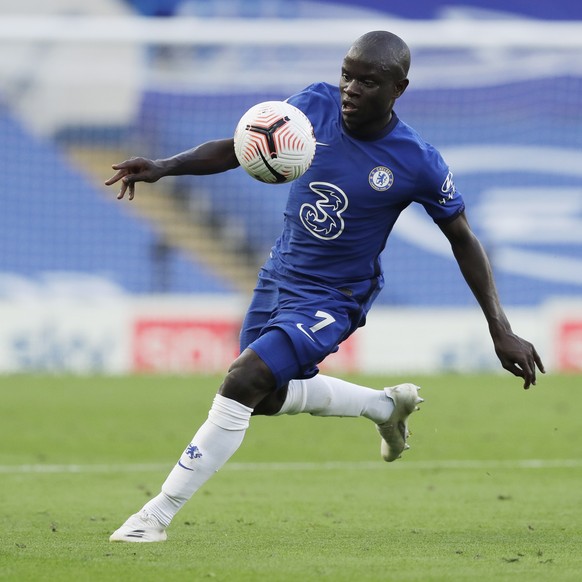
left=177, top=460, right=194, bottom=471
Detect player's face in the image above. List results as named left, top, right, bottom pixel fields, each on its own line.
left=339, top=54, right=408, bottom=138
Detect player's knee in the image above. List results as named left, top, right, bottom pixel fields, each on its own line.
left=252, top=383, right=288, bottom=416
left=219, top=348, right=276, bottom=408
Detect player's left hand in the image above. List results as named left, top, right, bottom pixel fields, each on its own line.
left=493, top=332, right=545, bottom=389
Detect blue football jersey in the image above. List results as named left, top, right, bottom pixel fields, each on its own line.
left=269, top=82, right=465, bottom=287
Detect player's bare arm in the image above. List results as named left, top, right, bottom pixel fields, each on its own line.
left=439, top=212, right=545, bottom=389
left=105, top=138, right=239, bottom=200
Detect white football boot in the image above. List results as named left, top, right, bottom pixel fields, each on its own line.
left=109, top=509, right=167, bottom=542
left=376, top=383, right=423, bottom=462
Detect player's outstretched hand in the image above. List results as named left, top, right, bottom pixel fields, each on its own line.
left=493, top=332, right=545, bottom=389
left=105, top=157, right=163, bottom=201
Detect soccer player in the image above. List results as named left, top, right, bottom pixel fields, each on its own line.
left=106, top=30, right=544, bottom=542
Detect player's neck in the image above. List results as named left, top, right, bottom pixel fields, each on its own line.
left=342, top=111, right=397, bottom=141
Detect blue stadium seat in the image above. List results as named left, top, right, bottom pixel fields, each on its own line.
left=0, top=104, right=234, bottom=294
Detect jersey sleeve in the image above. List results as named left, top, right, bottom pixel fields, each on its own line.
left=285, top=83, right=334, bottom=125
left=415, top=144, right=465, bottom=224
left=285, top=85, right=316, bottom=116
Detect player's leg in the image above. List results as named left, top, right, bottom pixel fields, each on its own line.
left=279, top=374, right=394, bottom=423
left=249, top=302, right=423, bottom=462
left=110, top=349, right=275, bottom=542
left=254, top=374, right=393, bottom=421
left=249, top=297, right=397, bottom=424
left=257, top=373, right=422, bottom=455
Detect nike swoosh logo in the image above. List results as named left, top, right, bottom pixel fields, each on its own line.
left=315, top=142, right=330, bottom=146
left=296, top=323, right=315, bottom=342
left=177, top=460, right=194, bottom=471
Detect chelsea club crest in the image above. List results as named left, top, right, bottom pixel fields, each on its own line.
left=369, top=166, right=394, bottom=191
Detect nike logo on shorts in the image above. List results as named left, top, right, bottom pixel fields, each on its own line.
left=296, top=323, right=316, bottom=342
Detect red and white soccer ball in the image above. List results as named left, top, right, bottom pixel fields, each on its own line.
left=233, top=101, right=316, bottom=184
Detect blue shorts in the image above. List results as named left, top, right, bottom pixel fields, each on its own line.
left=240, top=257, right=382, bottom=388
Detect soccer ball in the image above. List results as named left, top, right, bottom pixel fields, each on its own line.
left=233, top=101, right=316, bottom=184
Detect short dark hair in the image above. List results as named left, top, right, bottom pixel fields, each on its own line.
left=349, top=31, right=411, bottom=80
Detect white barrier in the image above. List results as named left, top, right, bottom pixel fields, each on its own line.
left=1, top=295, right=579, bottom=375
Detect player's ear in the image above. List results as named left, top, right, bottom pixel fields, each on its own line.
left=395, top=78, right=409, bottom=98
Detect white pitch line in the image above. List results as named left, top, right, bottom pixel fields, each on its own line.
left=0, top=459, right=581, bottom=475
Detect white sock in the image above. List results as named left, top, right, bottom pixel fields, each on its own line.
left=277, top=375, right=393, bottom=424
left=142, top=394, right=252, bottom=527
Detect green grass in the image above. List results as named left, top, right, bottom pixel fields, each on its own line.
left=0, top=373, right=581, bottom=581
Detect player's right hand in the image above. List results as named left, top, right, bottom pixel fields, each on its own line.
left=104, top=157, right=163, bottom=201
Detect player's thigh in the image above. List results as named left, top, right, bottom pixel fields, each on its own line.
left=239, top=265, right=280, bottom=352
left=250, top=301, right=353, bottom=387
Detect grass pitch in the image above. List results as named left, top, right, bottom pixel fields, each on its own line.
left=0, top=373, right=581, bottom=581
